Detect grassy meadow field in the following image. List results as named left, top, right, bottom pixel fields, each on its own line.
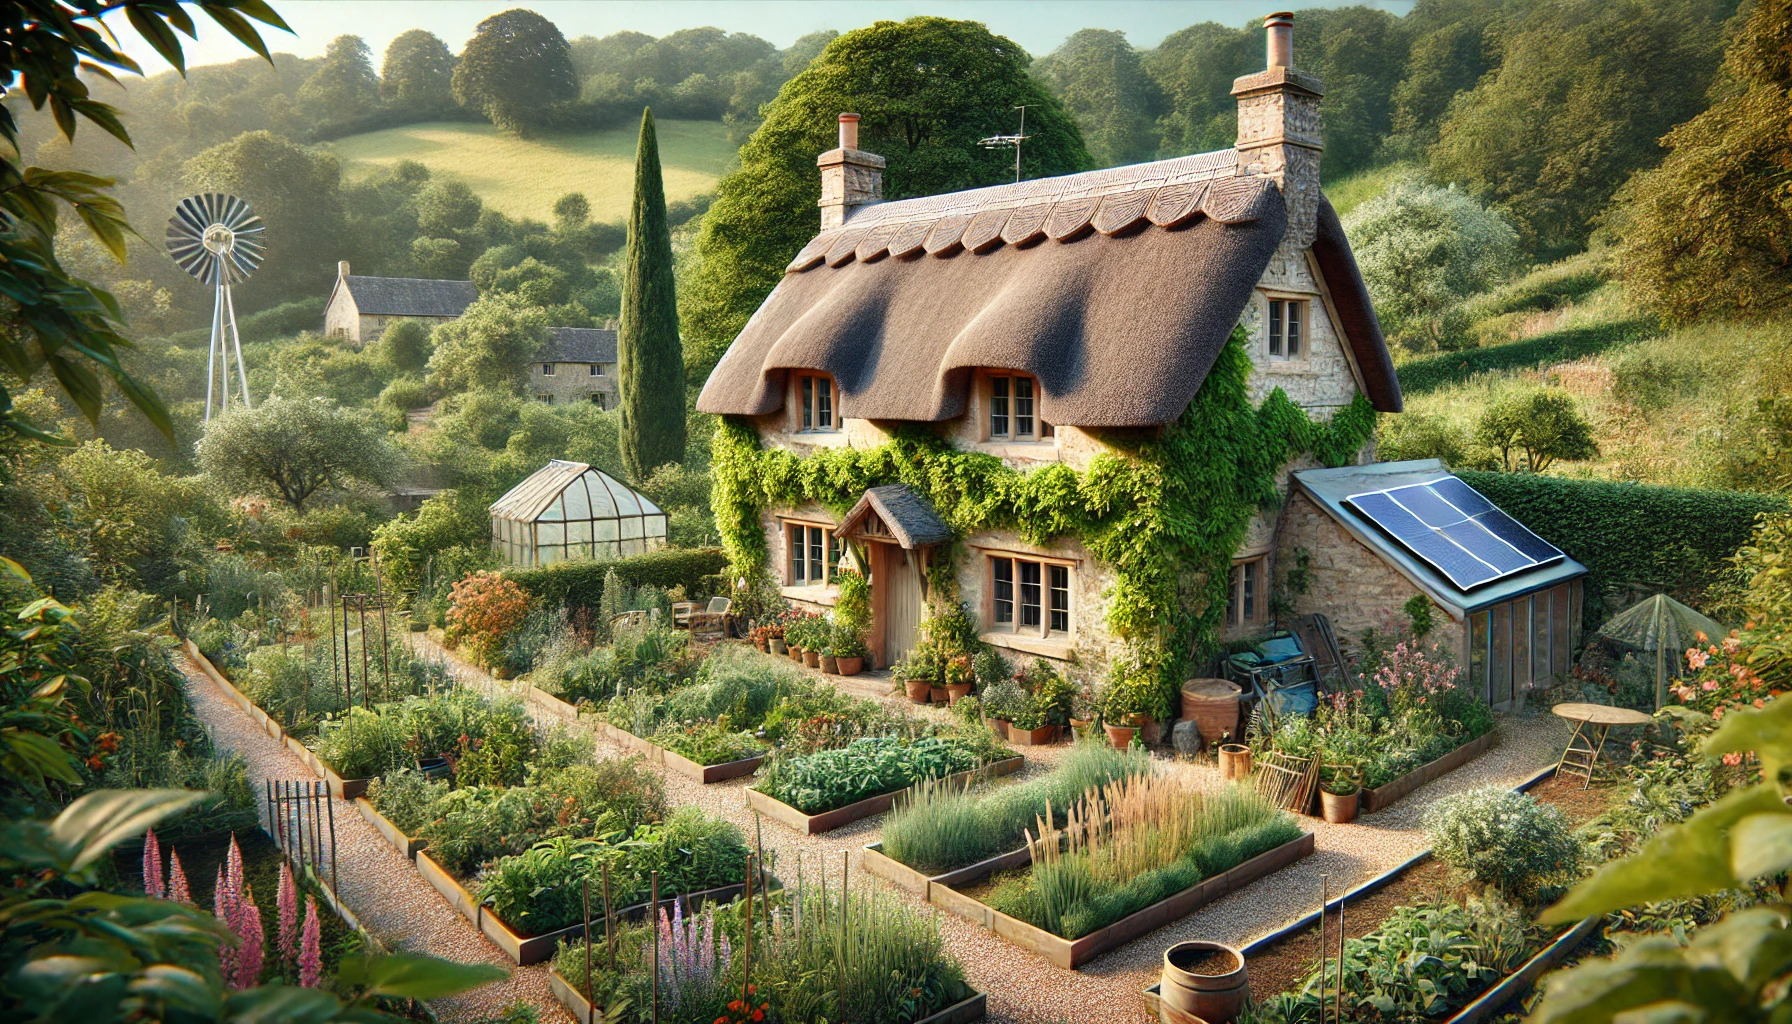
left=327, top=119, right=737, bottom=223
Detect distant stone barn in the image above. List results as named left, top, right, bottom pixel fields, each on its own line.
left=323, top=260, right=478, bottom=346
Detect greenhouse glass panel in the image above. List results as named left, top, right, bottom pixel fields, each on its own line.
left=1511, top=597, right=1530, bottom=697
left=1469, top=611, right=1488, bottom=701
left=488, top=460, right=669, bottom=567
left=596, top=519, right=618, bottom=541
left=1491, top=601, right=1511, bottom=705
left=1532, top=590, right=1551, bottom=686
left=1551, top=583, right=1571, bottom=676
left=569, top=520, right=592, bottom=544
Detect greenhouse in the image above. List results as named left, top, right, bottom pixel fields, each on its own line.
left=488, top=460, right=668, bottom=567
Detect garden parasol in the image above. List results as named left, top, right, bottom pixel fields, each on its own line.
left=1592, top=594, right=1726, bottom=710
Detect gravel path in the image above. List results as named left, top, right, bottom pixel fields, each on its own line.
left=407, top=635, right=1574, bottom=1024
left=175, top=651, right=569, bottom=1023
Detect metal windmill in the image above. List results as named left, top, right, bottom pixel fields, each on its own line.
left=978, top=105, right=1031, bottom=183
left=167, top=193, right=265, bottom=422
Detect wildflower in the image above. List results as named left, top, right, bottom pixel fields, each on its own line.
left=1703, top=680, right=1719, bottom=691
left=277, top=862, right=299, bottom=961
left=1714, top=707, right=1727, bottom=720
left=169, top=851, right=192, bottom=904
left=142, top=828, right=164, bottom=900
left=1696, top=631, right=1709, bottom=644
left=1724, top=635, right=1743, bottom=655
left=237, top=886, right=264, bottom=988
left=1755, top=698, right=1767, bottom=709
left=299, top=897, right=322, bottom=988
left=1686, top=649, right=1710, bottom=670
left=1724, top=752, right=1744, bottom=766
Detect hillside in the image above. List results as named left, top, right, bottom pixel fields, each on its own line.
left=327, top=120, right=737, bottom=223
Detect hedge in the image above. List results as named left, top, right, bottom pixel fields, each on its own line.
left=1458, top=471, right=1788, bottom=628
left=164, top=297, right=326, bottom=348
left=1397, top=318, right=1654, bottom=396
left=504, top=547, right=728, bottom=611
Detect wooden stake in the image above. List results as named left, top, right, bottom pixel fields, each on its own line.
left=650, top=870, right=659, bottom=1024
left=583, top=876, right=593, bottom=1009
left=603, top=860, right=615, bottom=971
left=1337, top=891, right=1348, bottom=1024
left=1319, top=875, right=1329, bottom=1024
left=742, top=853, right=756, bottom=1007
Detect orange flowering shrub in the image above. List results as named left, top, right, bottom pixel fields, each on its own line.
left=444, top=571, right=531, bottom=668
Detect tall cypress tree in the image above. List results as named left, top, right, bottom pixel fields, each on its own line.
left=619, top=107, right=687, bottom=482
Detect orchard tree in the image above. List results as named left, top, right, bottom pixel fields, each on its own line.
left=198, top=397, right=400, bottom=512
left=620, top=108, right=686, bottom=481
left=682, top=17, right=1090, bottom=385
left=1473, top=388, right=1600, bottom=473
left=382, top=28, right=456, bottom=108
left=297, top=34, right=380, bottom=118
left=452, top=8, right=578, bottom=135
left=1031, top=29, right=1162, bottom=168
left=426, top=292, right=552, bottom=395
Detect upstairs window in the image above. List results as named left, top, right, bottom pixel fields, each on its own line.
left=1268, top=299, right=1304, bottom=360
left=989, top=373, right=1052, bottom=441
left=542, top=362, right=557, bottom=376
left=785, top=521, right=840, bottom=585
left=798, top=374, right=836, bottom=432
left=987, top=552, right=1073, bottom=638
left=589, top=363, right=602, bottom=376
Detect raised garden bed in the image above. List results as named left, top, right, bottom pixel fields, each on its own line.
left=747, top=755, right=1026, bottom=836
left=355, top=797, right=426, bottom=860
left=861, top=840, right=1032, bottom=899
left=930, top=829, right=1315, bottom=969
left=414, top=848, right=768, bottom=966
left=549, top=965, right=987, bottom=1024
left=1360, top=730, right=1497, bottom=814
left=592, top=718, right=765, bottom=783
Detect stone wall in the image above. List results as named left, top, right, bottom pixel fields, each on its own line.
left=530, top=361, right=618, bottom=407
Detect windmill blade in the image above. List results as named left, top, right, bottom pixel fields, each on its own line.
left=166, top=192, right=264, bottom=286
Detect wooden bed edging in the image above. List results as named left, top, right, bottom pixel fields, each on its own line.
left=861, top=841, right=1034, bottom=900
left=932, top=829, right=1315, bottom=970
left=550, top=966, right=986, bottom=1024
left=749, top=755, right=1027, bottom=836
left=1443, top=915, right=1601, bottom=1024
left=183, top=640, right=370, bottom=798
left=1360, top=730, right=1497, bottom=813
left=415, top=849, right=773, bottom=966
left=593, top=719, right=766, bottom=783
left=354, top=797, right=427, bottom=859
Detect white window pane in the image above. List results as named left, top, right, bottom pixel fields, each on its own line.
left=621, top=537, right=645, bottom=556
left=595, top=519, right=618, bottom=541
left=541, top=496, right=566, bottom=522
left=645, top=515, right=668, bottom=538
left=538, top=522, right=564, bottom=545
left=563, top=478, right=592, bottom=519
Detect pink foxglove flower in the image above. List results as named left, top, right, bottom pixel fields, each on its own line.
left=169, top=851, right=192, bottom=904
left=142, top=828, right=164, bottom=899
left=276, top=862, right=299, bottom=961
left=236, top=885, right=264, bottom=989
left=215, top=866, right=238, bottom=983
left=299, top=897, right=322, bottom=989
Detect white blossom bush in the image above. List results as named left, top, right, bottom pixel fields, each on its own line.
left=1343, top=174, right=1521, bottom=352
left=1423, top=785, right=1581, bottom=905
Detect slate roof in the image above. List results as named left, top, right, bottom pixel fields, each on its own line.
left=544, top=327, right=617, bottom=364
left=696, top=149, right=1402, bottom=428
left=838, top=484, right=953, bottom=549
left=1292, top=460, right=1587, bottom=616
left=343, top=275, right=478, bottom=318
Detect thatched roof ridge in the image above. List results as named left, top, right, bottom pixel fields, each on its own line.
left=696, top=150, right=1400, bottom=427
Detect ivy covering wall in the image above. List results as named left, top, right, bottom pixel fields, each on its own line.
left=711, top=327, right=1377, bottom=718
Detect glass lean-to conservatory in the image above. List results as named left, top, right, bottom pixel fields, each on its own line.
left=489, top=460, right=668, bottom=567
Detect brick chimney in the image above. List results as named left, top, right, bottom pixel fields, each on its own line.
left=1232, top=12, right=1323, bottom=250
left=817, top=113, right=884, bottom=230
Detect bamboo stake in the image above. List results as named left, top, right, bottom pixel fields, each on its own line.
left=603, top=860, right=614, bottom=972
left=651, top=870, right=659, bottom=1024
left=742, top=853, right=755, bottom=1007
left=1319, top=875, right=1330, bottom=1024
left=583, top=877, right=593, bottom=1010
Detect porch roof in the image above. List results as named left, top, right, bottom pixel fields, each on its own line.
left=838, top=484, right=952, bottom=549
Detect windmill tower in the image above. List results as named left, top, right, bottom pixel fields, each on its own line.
left=167, top=193, right=265, bottom=422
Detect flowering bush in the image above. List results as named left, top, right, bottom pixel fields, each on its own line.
left=444, top=571, right=532, bottom=668
left=1424, top=786, right=1582, bottom=906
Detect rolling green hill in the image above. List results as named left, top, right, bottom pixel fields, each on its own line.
left=327, top=120, right=737, bottom=224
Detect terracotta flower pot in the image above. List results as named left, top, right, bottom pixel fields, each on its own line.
left=905, top=679, right=932, bottom=704
left=930, top=685, right=948, bottom=705
left=1104, top=723, right=1138, bottom=751
left=1161, top=941, right=1248, bottom=1024
left=1069, top=716, right=1094, bottom=739
left=837, top=656, right=863, bottom=676
left=1139, top=718, right=1163, bottom=746
left=1321, top=788, right=1359, bottom=824
left=769, top=639, right=786, bottom=656
left=804, top=649, right=821, bottom=668
left=1009, top=724, right=1058, bottom=746
left=820, top=654, right=838, bottom=674
left=945, top=682, right=973, bottom=704
left=1218, top=743, right=1252, bottom=780
left=788, top=645, right=804, bottom=662
left=754, top=638, right=768, bottom=653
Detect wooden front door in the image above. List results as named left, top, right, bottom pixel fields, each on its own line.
left=872, top=543, right=924, bottom=668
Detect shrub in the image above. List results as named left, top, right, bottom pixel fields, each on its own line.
left=367, top=766, right=449, bottom=835
left=1424, top=786, right=1582, bottom=905
left=505, top=548, right=727, bottom=612
left=445, top=570, right=533, bottom=668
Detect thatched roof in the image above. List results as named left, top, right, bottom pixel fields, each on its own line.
left=696, top=149, right=1401, bottom=427
left=545, top=327, right=617, bottom=364
left=344, top=275, right=478, bottom=318
left=838, top=484, right=952, bottom=549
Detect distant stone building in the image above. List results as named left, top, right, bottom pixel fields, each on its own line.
left=323, top=261, right=478, bottom=346
left=531, top=327, right=619, bottom=408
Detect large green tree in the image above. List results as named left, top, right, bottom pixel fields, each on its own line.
left=452, top=8, right=578, bottom=135
left=681, top=17, right=1090, bottom=386
left=197, top=396, right=400, bottom=512
left=1610, top=0, right=1792, bottom=324
left=381, top=28, right=456, bottom=108
left=1031, top=29, right=1162, bottom=168
left=425, top=292, right=552, bottom=395
left=1144, top=21, right=1257, bottom=157
left=620, top=108, right=687, bottom=481
left=296, top=34, right=380, bottom=119
left=1429, top=0, right=1739, bottom=257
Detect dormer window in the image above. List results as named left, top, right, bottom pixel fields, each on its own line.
left=987, top=373, right=1053, bottom=442
left=1268, top=299, right=1304, bottom=360
left=798, top=373, right=836, bottom=432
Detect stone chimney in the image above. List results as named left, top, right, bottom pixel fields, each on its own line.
left=1232, top=12, right=1323, bottom=250
left=817, top=113, right=884, bottom=230
left=338, top=260, right=351, bottom=279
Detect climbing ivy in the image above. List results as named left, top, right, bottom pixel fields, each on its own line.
left=711, top=327, right=1377, bottom=719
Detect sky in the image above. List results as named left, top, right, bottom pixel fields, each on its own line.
left=105, top=1, right=1416, bottom=74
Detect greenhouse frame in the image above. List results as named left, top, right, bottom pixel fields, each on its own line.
left=489, top=460, right=669, bottom=567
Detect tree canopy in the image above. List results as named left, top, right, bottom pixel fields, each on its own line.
left=426, top=293, right=553, bottom=395
left=198, top=397, right=400, bottom=512
left=452, top=8, right=579, bottom=135
left=681, top=16, right=1091, bottom=385
left=296, top=34, right=380, bottom=118
left=619, top=109, right=687, bottom=481
left=381, top=29, right=456, bottom=108
left=1031, top=29, right=1162, bottom=168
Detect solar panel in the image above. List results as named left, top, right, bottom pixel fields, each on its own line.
left=1345, top=476, right=1565, bottom=591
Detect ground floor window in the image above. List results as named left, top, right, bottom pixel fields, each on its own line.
left=784, top=520, right=839, bottom=585
left=985, top=552, right=1072, bottom=638
left=1227, top=556, right=1266, bottom=628
left=1467, top=579, right=1581, bottom=705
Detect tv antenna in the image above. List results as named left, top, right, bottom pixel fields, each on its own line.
left=978, top=105, right=1031, bottom=184
left=167, top=192, right=264, bottom=423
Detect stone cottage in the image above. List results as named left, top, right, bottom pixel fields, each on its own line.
left=530, top=327, right=619, bottom=407
left=696, top=13, right=1577, bottom=709
left=323, top=260, right=478, bottom=345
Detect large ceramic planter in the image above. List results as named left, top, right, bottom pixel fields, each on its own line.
left=1218, top=743, right=1252, bottom=780
left=1180, top=678, right=1242, bottom=748
left=906, top=680, right=932, bottom=704
left=1161, top=941, right=1248, bottom=1024
left=837, top=656, right=864, bottom=676
left=946, top=682, right=973, bottom=704
left=1104, top=723, right=1138, bottom=751
left=931, top=685, right=948, bottom=705
left=820, top=654, right=838, bottom=674
left=804, top=649, right=821, bottom=669
left=1320, top=788, right=1359, bottom=824
left=769, top=639, right=787, bottom=656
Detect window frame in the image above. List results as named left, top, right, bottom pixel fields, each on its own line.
left=983, top=550, right=1074, bottom=639
left=1265, top=297, right=1308, bottom=361
left=589, top=363, right=601, bottom=376
left=794, top=373, right=838, bottom=433
left=1227, top=555, right=1267, bottom=628
left=542, top=362, right=556, bottom=376
left=782, top=519, right=841, bottom=586
left=983, top=371, right=1054, bottom=442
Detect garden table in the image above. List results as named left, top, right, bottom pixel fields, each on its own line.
left=1552, top=702, right=1652, bottom=788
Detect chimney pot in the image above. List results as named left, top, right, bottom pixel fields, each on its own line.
left=817, top=113, right=883, bottom=229
left=338, top=260, right=351, bottom=279
left=1265, top=12, right=1294, bottom=68
left=838, top=113, right=860, bottom=151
